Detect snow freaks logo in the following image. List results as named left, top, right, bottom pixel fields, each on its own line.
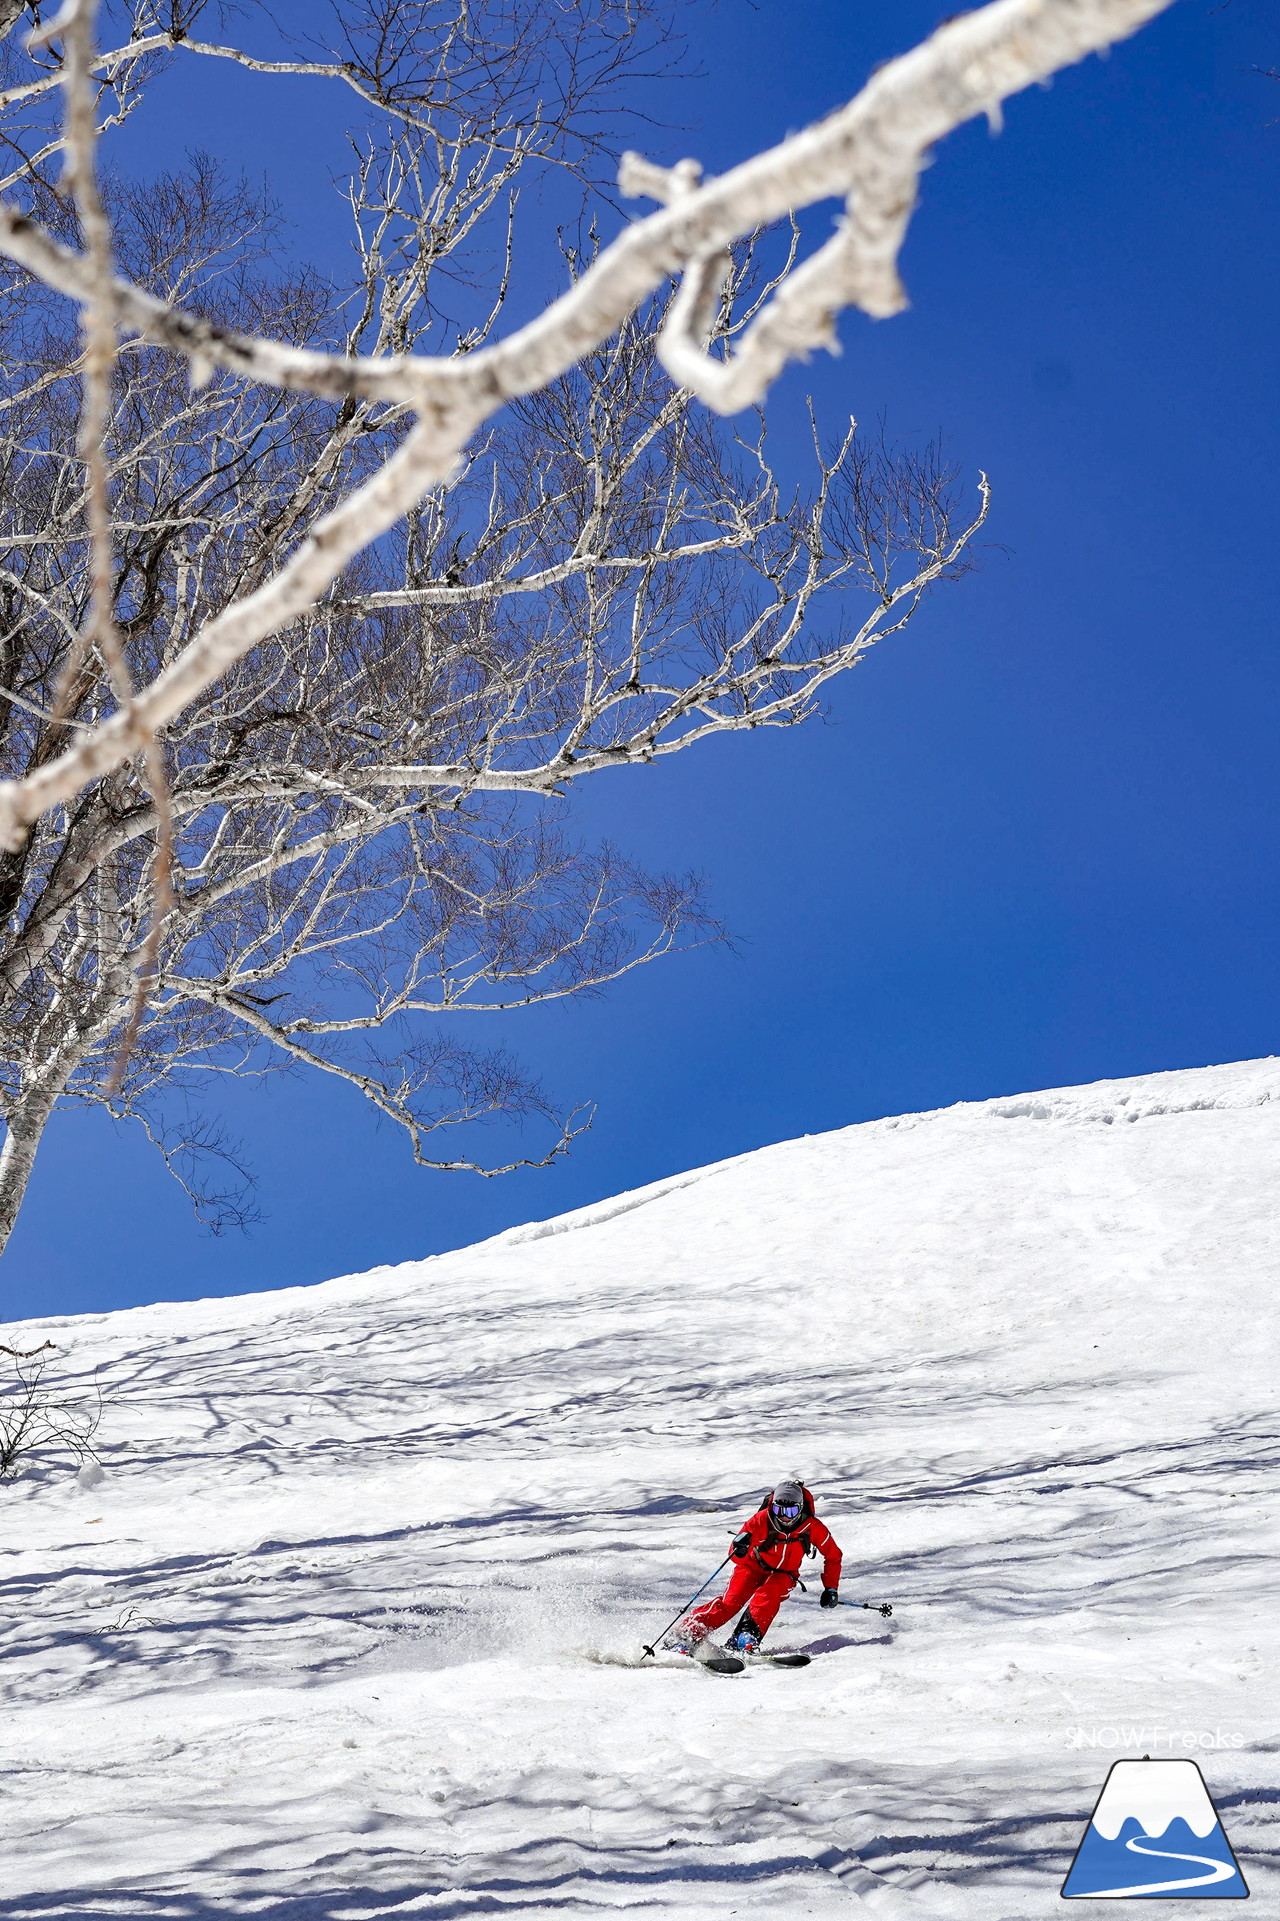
left=1061, top=1759, right=1248, bottom=1899
left=1064, top=1727, right=1246, bottom=1752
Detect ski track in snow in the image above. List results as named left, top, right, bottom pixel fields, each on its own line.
left=1, top=1057, right=1279, bottom=1917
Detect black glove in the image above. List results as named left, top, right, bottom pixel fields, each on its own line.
left=730, top=1530, right=752, bottom=1559
left=820, top=1587, right=839, bottom=1609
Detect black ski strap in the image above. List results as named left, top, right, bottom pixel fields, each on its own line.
left=753, top=1518, right=812, bottom=1570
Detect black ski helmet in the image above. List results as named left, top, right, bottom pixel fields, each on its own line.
left=769, top=1479, right=806, bottom=1530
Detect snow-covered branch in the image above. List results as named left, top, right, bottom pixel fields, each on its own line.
left=0, top=0, right=1173, bottom=852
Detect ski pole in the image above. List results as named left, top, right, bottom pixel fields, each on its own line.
left=838, top=1599, right=893, bottom=1616
left=641, top=1556, right=732, bottom=1658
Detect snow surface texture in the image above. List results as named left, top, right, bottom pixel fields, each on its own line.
left=2, top=1057, right=1278, bottom=1918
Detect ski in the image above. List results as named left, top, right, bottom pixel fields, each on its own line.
left=655, top=1644, right=744, bottom=1673
left=744, top=1651, right=811, bottom=1668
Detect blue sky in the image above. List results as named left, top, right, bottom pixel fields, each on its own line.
left=4, top=0, right=1279, bottom=1320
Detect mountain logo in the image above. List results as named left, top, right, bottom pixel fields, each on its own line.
left=1061, top=1758, right=1248, bottom=1898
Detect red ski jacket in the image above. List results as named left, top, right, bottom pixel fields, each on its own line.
left=731, top=1502, right=842, bottom=1588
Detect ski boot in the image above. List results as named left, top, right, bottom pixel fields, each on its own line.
left=727, top=1611, right=762, bottom=1655
left=662, top=1618, right=709, bottom=1657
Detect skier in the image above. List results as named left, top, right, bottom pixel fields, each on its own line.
left=665, top=1478, right=842, bottom=1656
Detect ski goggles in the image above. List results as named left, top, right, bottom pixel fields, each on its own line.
left=771, top=1501, right=802, bottom=1520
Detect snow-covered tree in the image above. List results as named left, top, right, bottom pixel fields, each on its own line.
left=0, top=0, right=1171, bottom=1248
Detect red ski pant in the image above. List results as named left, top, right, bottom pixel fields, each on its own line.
left=687, top=1560, right=795, bottom=1638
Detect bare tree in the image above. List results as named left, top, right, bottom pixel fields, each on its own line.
left=0, top=1340, right=103, bottom=1478
left=0, top=152, right=983, bottom=1244
left=0, top=0, right=1174, bottom=1249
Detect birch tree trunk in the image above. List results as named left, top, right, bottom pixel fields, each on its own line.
left=0, top=1073, right=68, bottom=1253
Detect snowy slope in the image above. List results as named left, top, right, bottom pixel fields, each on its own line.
left=2, top=1058, right=1278, bottom=1918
